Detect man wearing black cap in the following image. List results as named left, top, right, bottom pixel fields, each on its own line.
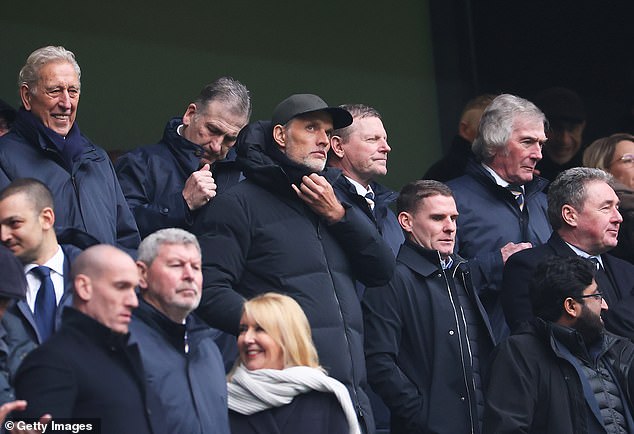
left=193, top=94, right=395, bottom=434
left=534, top=87, right=587, bottom=182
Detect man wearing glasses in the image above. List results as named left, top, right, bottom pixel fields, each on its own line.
left=502, top=167, right=634, bottom=339
left=484, top=255, right=634, bottom=434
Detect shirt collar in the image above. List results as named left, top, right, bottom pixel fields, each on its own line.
left=24, top=245, right=65, bottom=276
left=345, top=176, right=374, bottom=197
left=482, top=163, right=525, bottom=192
left=565, top=242, right=604, bottom=268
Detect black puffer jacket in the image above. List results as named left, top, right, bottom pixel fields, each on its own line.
left=193, top=120, right=395, bottom=434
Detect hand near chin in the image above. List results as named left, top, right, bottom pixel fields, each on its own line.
left=292, top=174, right=345, bottom=224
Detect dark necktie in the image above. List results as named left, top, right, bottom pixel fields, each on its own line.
left=364, top=191, right=375, bottom=211
left=507, top=184, right=525, bottom=211
left=32, top=266, right=57, bottom=341
left=588, top=256, right=615, bottom=306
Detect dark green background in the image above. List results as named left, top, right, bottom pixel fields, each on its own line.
left=0, top=1, right=442, bottom=192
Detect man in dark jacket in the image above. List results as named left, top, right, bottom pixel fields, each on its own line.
left=329, top=103, right=403, bottom=258
left=447, top=93, right=552, bottom=341
left=0, top=46, right=140, bottom=252
left=484, top=256, right=634, bottom=434
left=14, top=245, right=165, bottom=434
left=130, top=228, right=229, bottom=434
left=423, top=94, right=495, bottom=182
left=364, top=180, right=495, bottom=434
left=192, top=94, right=395, bottom=434
left=503, top=167, right=634, bottom=339
left=115, top=77, right=251, bottom=238
left=0, top=179, right=80, bottom=344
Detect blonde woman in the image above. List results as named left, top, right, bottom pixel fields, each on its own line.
left=227, top=293, right=361, bottom=434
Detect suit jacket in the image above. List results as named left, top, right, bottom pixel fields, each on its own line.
left=8, top=244, right=79, bottom=344
left=502, top=232, right=634, bottom=338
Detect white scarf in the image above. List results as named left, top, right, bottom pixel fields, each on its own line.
left=228, top=364, right=361, bottom=434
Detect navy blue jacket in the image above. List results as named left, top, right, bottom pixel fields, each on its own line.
left=502, top=232, right=634, bottom=339
left=363, top=241, right=495, bottom=434
left=129, top=299, right=230, bottom=434
left=447, top=161, right=551, bottom=339
left=332, top=176, right=403, bottom=257
left=192, top=120, right=395, bottom=434
left=15, top=308, right=166, bottom=434
left=229, top=391, right=349, bottom=434
left=115, top=117, right=242, bottom=238
left=0, top=114, right=140, bottom=252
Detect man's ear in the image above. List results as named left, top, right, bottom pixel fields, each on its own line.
left=397, top=211, right=413, bottom=233
left=330, top=136, right=345, bottom=158
left=39, top=207, right=55, bottom=230
left=182, top=103, right=197, bottom=127
left=272, top=125, right=287, bottom=150
left=136, top=261, right=149, bottom=290
left=20, top=85, right=32, bottom=110
left=562, top=296, right=581, bottom=318
left=73, top=274, right=92, bottom=302
left=562, top=204, right=578, bottom=227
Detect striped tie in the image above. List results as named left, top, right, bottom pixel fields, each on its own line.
left=507, top=184, right=525, bottom=211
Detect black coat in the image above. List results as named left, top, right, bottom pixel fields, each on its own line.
left=14, top=308, right=165, bottom=434
left=363, top=241, right=495, bottom=434
left=0, top=112, right=140, bottom=251
left=192, top=120, right=395, bottom=434
left=502, top=232, right=634, bottom=338
left=483, top=320, right=634, bottom=434
left=115, top=117, right=242, bottom=238
left=229, top=391, right=349, bottom=434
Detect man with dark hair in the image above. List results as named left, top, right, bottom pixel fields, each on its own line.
left=484, top=255, right=634, bottom=434
left=0, top=99, right=16, bottom=137
left=424, top=94, right=496, bottom=182
left=130, top=228, right=229, bottom=434
left=0, top=178, right=80, bottom=343
left=116, top=77, right=251, bottom=238
left=193, top=93, right=395, bottom=434
left=0, top=45, right=140, bottom=251
left=363, top=179, right=495, bottom=434
left=503, top=167, right=634, bottom=338
left=15, top=245, right=165, bottom=434
left=533, top=87, right=587, bottom=182
left=447, top=93, right=552, bottom=340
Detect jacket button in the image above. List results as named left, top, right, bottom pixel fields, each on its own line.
left=161, top=207, right=169, bottom=214
left=460, top=396, right=466, bottom=401
left=449, top=330, right=455, bottom=336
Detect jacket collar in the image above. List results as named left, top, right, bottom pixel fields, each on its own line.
left=61, top=307, right=132, bottom=349
left=398, top=240, right=466, bottom=277
left=134, top=297, right=188, bottom=352
left=163, top=117, right=203, bottom=173
left=465, top=159, right=549, bottom=198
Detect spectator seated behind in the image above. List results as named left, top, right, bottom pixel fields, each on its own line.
left=227, top=292, right=360, bottom=434
left=583, top=133, right=634, bottom=264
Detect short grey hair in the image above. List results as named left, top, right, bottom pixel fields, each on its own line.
left=333, top=104, right=382, bottom=142
left=472, top=94, right=546, bottom=162
left=194, top=76, right=251, bottom=121
left=19, top=46, right=81, bottom=94
left=137, top=228, right=200, bottom=266
left=547, top=167, right=615, bottom=230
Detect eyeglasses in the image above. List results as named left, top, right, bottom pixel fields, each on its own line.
left=575, top=292, right=604, bottom=302
left=611, top=154, right=634, bottom=167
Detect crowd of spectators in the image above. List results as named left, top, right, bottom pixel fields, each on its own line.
left=1, top=44, right=634, bottom=434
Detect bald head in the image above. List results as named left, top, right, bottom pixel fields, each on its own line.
left=71, top=245, right=139, bottom=334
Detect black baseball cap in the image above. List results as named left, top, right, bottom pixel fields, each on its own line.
left=272, top=94, right=353, bottom=129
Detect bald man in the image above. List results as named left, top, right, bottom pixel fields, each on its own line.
left=14, top=245, right=166, bottom=434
